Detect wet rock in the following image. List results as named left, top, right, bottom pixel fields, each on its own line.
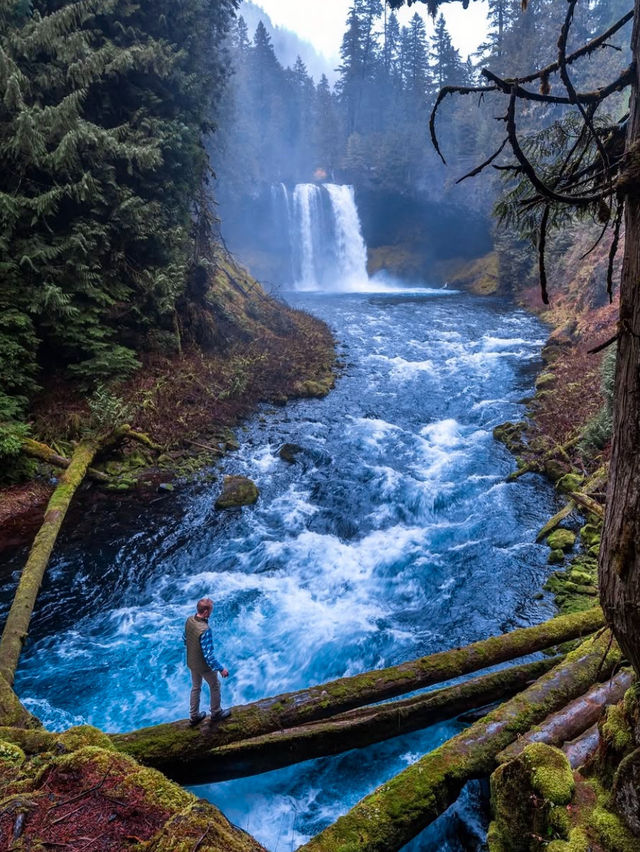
left=493, top=421, right=527, bottom=454
left=547, top=529, right=576, bottom=552
left=544, top=459, right=569, bottom=482
left=278, top=443, right=303, bottom=464
left=158, top=482, right=175, bottom=492
left=535, top=372, right=556, bottom=390
left=215, top=475, right=259, bottom=509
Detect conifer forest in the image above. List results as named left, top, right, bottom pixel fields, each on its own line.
left=2, top=1, right=640, bottom=850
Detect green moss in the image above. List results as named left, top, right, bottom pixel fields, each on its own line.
left=535, top=372, right=556, bottom=390
left=526, top=743, right=575, bottom=804
left=0, top=739, right=25, bottom=766
left=547, top=529, right=577, bottom=552
left=548, top=549, right=565, bottom=565
left=57, top=725, right=115, bottom=752
left=590, top=806, right=639, bottom=852
left=121, top=765, right=194, bottom=812
left=546, top=827, right=589, bottom=852
left=556, top=473, right=584, bottom=494
left=580, top=524, right=601, bottom=548
left=601, top=704, right=633, bottom=752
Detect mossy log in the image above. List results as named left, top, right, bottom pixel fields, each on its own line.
left=20, top=437, right=109, bottom=482
left=536, top=502, right=576, bottom=543
left=118, top=658, right=561, bottom=784
left=497, top=667, right=634, bottom=763
left=536, top=467, right=607, bottom=542
left=569, top=490, right=605, bottom=519
left=111, top=609, right=603, bottom=774
left=506, top=436, right=580, bottom=482
left=0, top=439, right=99, bottom=687
left=297, top=631, right=620, bottom=852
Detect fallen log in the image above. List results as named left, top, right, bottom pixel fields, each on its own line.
left=111, top=608, right=603, bottom=772
left=506, top=436, right=580, bottom=482
left=122, top=657, right=562, bottom=784
left=536, top=467, right=607, bottom=541
left=536, top=501, right=576, bottom=543
left=0, top=439, right=99, bottom=687
left=297, top=631, right=620, bottom=852
left=562, top=722, right=600, bottom=768
left=497, top=667, right=634, bottom=763
left=20, top=437, right=109, bottom=483
left=569, top=490, right=605, bottom=519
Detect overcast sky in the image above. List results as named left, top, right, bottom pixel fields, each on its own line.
left=251, top=0, right=489, bottom=62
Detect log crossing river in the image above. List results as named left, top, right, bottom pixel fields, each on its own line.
left=0, top=285, right=562, bottom=850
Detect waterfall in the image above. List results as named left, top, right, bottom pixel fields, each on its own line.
left=273, top=183, right=369, bottom=291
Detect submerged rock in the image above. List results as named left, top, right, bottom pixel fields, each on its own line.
left=215, top=475, right=259, bottom=509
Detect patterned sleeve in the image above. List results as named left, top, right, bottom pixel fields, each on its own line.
left=199, top=627, right=224, bottom=671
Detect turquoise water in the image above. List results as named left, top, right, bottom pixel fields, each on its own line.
left=0, top=287, right=560, bottom=850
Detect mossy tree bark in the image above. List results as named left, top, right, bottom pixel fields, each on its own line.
left=0, top=439, right=99, bottom=686
left=114, top=657, right=560, bottom=783
left=112, top=609, right=602, bottom=778
left=297, top=631, right=620, bottom=852
left=600, top=2, right=640, bottom=678
left=20, top=436, right=109, bottom=482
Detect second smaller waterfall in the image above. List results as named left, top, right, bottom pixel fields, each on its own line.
left=275, top=183, right=369, bottom=291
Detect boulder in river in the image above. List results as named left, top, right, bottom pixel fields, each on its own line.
left=547, top=529, right=576, bottom=552
left=215, top=475, right=259, bottom=509
left=278, top=443, right=303, bottom=464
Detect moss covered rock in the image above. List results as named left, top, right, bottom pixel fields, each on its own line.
left=547, top=529, right=577, bottom=552
left=493, top=421, right=527, bottom=454
left=556, top=473, right=584, bottom=494
left=613, top=747, right=640, bottom=836
left=579, top=524, right=601, bottom=549
left=548, top=549, right=565, bottom=565
left=215, top=475, right=259, bottom=509
left=489, top=743, right=574, bottom=852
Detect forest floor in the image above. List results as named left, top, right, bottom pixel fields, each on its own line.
left=0, top=260, right=336, bottom=554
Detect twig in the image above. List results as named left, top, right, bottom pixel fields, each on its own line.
left=588, top=332, right=620, bottom=355
left=456, top=138, right=508, bottom=183
left=193, top=824, right=211, bottom=852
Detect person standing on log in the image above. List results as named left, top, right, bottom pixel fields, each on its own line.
left=184, top=597, right=231, bottom=726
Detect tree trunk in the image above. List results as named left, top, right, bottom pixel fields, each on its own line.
left=115, top=657, right=560, bottom=784
left=497, top=667, right=634, bottom=763
left=0, top=439, right=99, bottom=686
left=297, top=631, right=620, bottom=852
left=111, top=608, right=602, bottom=769
left=600, top=0, right=640, bottom=677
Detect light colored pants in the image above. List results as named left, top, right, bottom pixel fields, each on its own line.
left=189, top=669, right=221, bottom=719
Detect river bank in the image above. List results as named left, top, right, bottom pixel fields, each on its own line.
left=0, top=250, right=336, bottom=555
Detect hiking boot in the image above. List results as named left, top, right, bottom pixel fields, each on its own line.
left=189, top=711, right=206, bottom=726
left=210, top=708, right=231, bottom=723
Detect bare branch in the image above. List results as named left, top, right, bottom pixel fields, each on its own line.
left=508, top=9, right=633, bottom=86
left=429, top=84, right=496, bottom=164
left=482, top=66, right=634, bottom=106
left=456, top=138, right=508, bottom=183
left=588, top=332, right=620, bottom=355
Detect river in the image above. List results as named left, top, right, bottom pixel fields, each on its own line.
left=0, top=284, right=560, bottom=851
